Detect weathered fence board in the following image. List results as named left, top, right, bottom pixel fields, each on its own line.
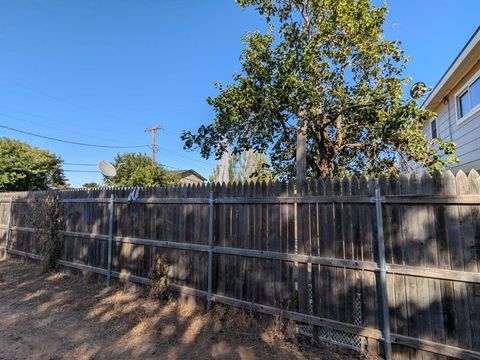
left=1, top=170, right=480, bottom=360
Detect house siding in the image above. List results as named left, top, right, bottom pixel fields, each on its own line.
left=436, top=60, right=480, bottom=172
left=407, top=60, right=480, bottom=173
left=178, top=174, right=205, bottom=185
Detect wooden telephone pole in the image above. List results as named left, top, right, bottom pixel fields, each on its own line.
left=145, top=125, right=164, bottom=166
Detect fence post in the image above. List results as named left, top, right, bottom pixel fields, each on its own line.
left=107, top=194, right=115, bottom=287
left=372, top=187, right=392, bottom=360
left=3, top=197, right=13, bottom=260
left=207, top=188, right=215, bottom=311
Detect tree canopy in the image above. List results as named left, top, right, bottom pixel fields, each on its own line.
left=0, top=137, right=66, bottom=191
left=82, top=182, right=100, bottom=189
left=182, top=0, right=458, bottom=178
left=106, top=152, right=179, bottom=187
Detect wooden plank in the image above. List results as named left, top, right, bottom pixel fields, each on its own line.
left=260, top=181, right=268, bottom=305
left=392, top=334, right=480, bottom=360
left=322, top=177, right=335, bottom=321
left=217, top=183, right=227, bottom=296
left=444, top=171, right=468, bottom=349
left=57, top=194, right=480, bottom=206
left=270, top=182, right=282, bottom=308
left=311, top=178, right=324, bottom=326
left=342, top=177, right=356, bottom=326
left=332, top=177, right=343, bottom=323
left=216, top=195, right=480, bottom=205
left=234, top=183, right=243, bottom=301
left=244, top=182, right=254, bottom=303
left=213, top=293, right=382, bottom=340
left=207, top=185, right=214, bottom=309
left=359, top=176, right=379, bottom=354
left=420, top=173, right=446, bottom=356
left=414, top=174, right=435, bottom=360
left=297, top=177, right=309, bottom=315
left=467, top=170, right=480, bottom=352
left=453, top=171, right=474, bottom=351
left=308, top=179, right=320, bottom=338
left=3, top=197, right=13, bottom=259
left=403, top=173, right=422, bottom=360
left=386, top=264, right=480, bottom=283
left=61, top=197, right=210, bottom=204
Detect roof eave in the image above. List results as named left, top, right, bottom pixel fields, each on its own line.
left=422, top=26, right=480, bottom=110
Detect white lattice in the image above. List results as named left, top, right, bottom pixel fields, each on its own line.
left=297, top=289, right=364, bottom=351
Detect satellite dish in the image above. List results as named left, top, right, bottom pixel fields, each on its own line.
left=98, top=161, right=117, bottom=177
left=410, top=82, right=427, bottom=99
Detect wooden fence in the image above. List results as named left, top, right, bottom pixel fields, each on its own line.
left=1, top=170, right=480, bottom=360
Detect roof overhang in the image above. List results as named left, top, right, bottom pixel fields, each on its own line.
left=422, top=26, right=480, bottom=110
left=169, top=169, right=207, bottom=182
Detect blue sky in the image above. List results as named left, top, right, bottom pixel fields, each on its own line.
left=0, top=0, right=478, bottom=187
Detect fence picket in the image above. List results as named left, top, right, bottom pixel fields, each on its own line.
left=1, top=173, right=480, bottom=359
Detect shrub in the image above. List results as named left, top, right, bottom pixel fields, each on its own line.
left=148, top=254, right=170, bottom=301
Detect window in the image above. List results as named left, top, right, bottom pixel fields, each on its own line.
left=456, top=73, right=480, bottom=123
left=459, top=91, right=470, bottom=117
left=430, top=118, right=438, bottom=139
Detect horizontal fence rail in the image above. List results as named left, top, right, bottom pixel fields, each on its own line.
left=1, top=170, right=480, bottom=360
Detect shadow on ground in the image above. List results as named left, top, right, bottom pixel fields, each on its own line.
left=0, top=259, right=373, bottom=360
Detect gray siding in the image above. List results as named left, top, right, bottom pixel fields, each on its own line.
left=406, top=61, right=480, bottom=173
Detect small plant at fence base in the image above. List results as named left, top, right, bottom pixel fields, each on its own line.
left=27, top=193, right=65, bottom=272
left=148, top=254, right=171, bottom=301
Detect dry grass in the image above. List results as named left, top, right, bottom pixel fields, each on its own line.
left=0, top=259, right=379, bottom=359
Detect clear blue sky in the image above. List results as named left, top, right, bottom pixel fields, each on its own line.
left=0, top=0, right=478, bottom=187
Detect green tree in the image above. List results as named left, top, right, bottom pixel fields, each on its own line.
left=0, top=138, right=66, bottom=191
left=182, top=0, right=458, bottom=178
left=210, top=150, right=274, bottom=183
left=82, top=182, right=100, bottom=188
left=106, top=152, right=179, bottom=187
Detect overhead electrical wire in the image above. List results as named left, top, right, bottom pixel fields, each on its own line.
left=0, top=78, right=223, bottom=168
left=0, top=76, right=128, bottom=123
left=0, top=76, right=223, bottom=169
left=63, top=162, right=97, bottom=166
left=0, top=124, right=148, bottom=149
left=63, top=170, right=99, bottom=173
left=0, top=109, right=137, bottom=144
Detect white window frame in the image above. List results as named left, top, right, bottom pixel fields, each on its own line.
left=455, top=68, right=480, bottom=126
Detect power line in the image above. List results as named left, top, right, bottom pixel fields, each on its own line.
left=0, top=76, right=128, bottom=123
left=64, top=162, right=97, bottom=166
left=0, top=124, right=148, bottom=149
left=0, top=109, right=137, bottom=144
left=157, top=145, right=216, bottom=166
left=64, top=170, right=99, bottom=173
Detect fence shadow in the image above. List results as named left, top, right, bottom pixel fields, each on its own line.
left=0, top=170, right=479, bottom=359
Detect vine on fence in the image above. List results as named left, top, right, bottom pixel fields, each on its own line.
left=148, top=254, right=171, bottom=301
left=27, top=192, right=64, bottom=272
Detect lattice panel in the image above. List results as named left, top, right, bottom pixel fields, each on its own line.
left=297, top=289, right=364, bottom=351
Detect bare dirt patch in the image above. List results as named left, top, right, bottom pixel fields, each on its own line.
left=0, top=260, right=378, bottom=359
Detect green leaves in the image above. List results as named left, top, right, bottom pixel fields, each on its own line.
left=107, top=152, right=179, bottom=187
left=183, top=0, right=458, bottom=178
left=0, top=137, right=66, bottom=191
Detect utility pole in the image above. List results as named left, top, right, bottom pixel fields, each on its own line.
left=145, top=125, right=164, bottom=166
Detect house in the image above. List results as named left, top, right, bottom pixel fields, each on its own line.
left=169, top=169, right=207, bottom=185
left=404, top=26, right=480, bottom=173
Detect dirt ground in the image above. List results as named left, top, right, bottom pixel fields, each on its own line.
left=0, top=259, right=377, bottom=360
